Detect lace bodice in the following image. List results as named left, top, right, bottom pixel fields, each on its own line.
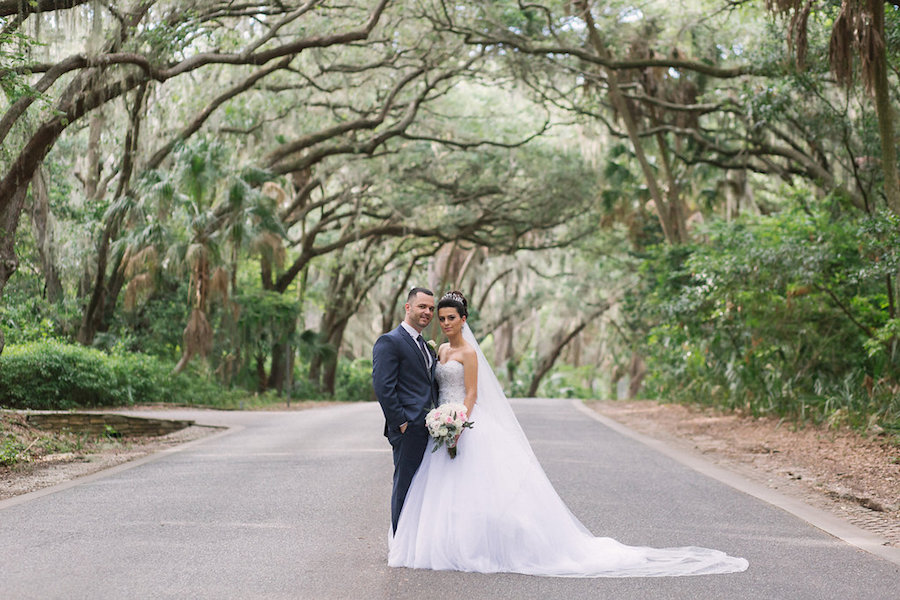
left=435, top=360, right=466, bottom=405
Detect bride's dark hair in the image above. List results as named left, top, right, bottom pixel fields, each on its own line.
left=438, top=290, right=468, bottom=318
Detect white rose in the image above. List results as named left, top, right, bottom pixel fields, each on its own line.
left=438, top=426, right=449, bottom=437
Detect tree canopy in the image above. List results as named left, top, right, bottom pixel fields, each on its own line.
left=1, top=0, right=898, bottom=432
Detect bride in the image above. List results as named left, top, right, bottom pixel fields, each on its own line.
left=388, top=291, right=749, bottom=577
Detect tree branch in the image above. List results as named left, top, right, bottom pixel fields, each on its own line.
left=0, top=0, right=90, bottom=17
left=145, top=56, right=294, bottom=171
left=265, top=66, right=427, bottom=166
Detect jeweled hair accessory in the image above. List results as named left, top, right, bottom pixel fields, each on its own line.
left=441, top=291, right=466, bottom=304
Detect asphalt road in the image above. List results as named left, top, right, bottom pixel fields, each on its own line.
left=0, top=399, right=897, bottom=599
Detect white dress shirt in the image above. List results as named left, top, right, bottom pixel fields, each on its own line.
left=400, top=321, right=431, bottom=369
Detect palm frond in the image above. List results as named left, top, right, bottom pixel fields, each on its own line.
left=183, top=308, right=214, bottom=358
left=210, top=266, right=230, bottom=303
left=124, top=273, right=155, bottom=312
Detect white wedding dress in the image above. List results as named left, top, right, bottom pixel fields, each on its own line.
left=388, top=324, right=749, bottom=577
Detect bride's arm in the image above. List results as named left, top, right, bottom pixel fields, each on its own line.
left=461, top=348, right=478, bottom=417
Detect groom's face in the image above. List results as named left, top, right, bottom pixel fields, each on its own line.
left=405, top=292, right=435, bottom=332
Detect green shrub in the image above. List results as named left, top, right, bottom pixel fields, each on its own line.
left=630, top=208, right=900, bottom=431
left=335, top=358, right=374, bottom=402
left=0, top=341, right=119, bottom=409
left=290, top=376, right=326, bottom=401
left=0, top=436, right=26, bottom=466
left=537, top=365, right=603, bottom=399
left=0, top=340, right=241, bottom=409
left=0, top=286, right=83, bottom=347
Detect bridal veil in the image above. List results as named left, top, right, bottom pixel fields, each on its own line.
left=388, top=323, right=749, bottom=577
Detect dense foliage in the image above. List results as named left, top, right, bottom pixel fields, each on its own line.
left=0, top=1, right=898, bottom=436
left=0, top=340, right=239, bottom=409
left=632, top=208, right=900, bottom=431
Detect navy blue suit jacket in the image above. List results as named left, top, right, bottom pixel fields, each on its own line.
left=372, top=325, right=438, bottom=439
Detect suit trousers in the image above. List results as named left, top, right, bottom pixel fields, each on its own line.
left=389, top=422, right=430, bottom=533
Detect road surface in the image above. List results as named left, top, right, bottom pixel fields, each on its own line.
left=1, top=399, right=897, bottom=599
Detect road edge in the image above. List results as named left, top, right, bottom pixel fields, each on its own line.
left=0, top=424, right=242, bottom=512
left=572, top=399, right=900, bottom=568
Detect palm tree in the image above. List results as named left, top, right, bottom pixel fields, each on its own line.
left=121, top=139, right=284, bottom=374
left=768, top=0, right=898, bottom=213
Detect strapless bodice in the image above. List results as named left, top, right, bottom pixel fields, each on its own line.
left=435, top=360, right=466, bottom=405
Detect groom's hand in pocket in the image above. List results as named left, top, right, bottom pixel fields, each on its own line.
left=399, top=422, right=408, bottom=434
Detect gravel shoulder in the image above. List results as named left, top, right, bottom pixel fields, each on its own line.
left=588, top=400, right=900, bottom=548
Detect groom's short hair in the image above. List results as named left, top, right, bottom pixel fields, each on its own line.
left=407, top=287, right=434, bottom=302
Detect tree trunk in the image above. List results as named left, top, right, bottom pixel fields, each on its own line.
left=321, top=350, right=339, bottom=397
left=307, top=330, right=331, bottom=392
left=260, top=255, right=275, bottom=290
left=0, top=183, right=29, bottom=304
left=867, top=0, right=900, bottom=349
left=307, top=344, right=322, bottom=391
left=526, top=320, right=589, bottom=398
left=723, top=169, right=752, bottom=221
left=83, top=111, right=104, bottom=201
left=654, top=131, right=689, bottom=243
left=78, top=219, right=115, bottom=345
left=173, top=254, right=213, bottom=374
left=380, top=305, right=396, bottom=335
left=101, top=252, right=127, bottom=330
left=77, top=222, right=127, bottom=344
left=79, top=82, right=145, bottom=344
left=268, top=342, right=290, bottom=394
left=172, top=348, right=194, bottom=375
left=627, top=353, right=646, bottom=399
left=0, top=184, right=27, bottom=355
left=494, top=320, right=515, bottom=369
left=322, top=321, right=349, bottom=396
left=256, top=354, right=268, bottom=393
left=526, top=304, right=609, bottom=397
left=580, top=7, right=681, bottom=245
left=870, top=0, right=899, bottom=214
left=308, top=309, right=352, bottom=396
left=30, top=166, right=63, bottom=302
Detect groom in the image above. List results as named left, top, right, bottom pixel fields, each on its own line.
left=372, top=287, right=438, bottom=533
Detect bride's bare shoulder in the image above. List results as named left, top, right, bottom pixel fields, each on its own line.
left=461, top=343, right=477, bottom=362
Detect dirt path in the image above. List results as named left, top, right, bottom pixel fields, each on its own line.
left=588, top=400, right=900, bottom=548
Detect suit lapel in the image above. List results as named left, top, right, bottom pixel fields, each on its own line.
left=397, top=325, right=430, bottom=374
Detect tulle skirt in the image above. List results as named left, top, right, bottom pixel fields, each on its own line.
left=388, top=399, right=749, bottom=577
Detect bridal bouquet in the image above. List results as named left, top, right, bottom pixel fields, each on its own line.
left=425, top=403, right=474, bottom=459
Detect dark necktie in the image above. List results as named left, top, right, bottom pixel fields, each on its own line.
left=416, top=334, right=431, bottom=369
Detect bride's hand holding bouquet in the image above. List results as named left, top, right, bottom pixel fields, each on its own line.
left=425, top=403, right=474, bottom=459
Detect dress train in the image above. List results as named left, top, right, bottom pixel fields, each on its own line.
left=388, top=327, right=748, bottom=577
